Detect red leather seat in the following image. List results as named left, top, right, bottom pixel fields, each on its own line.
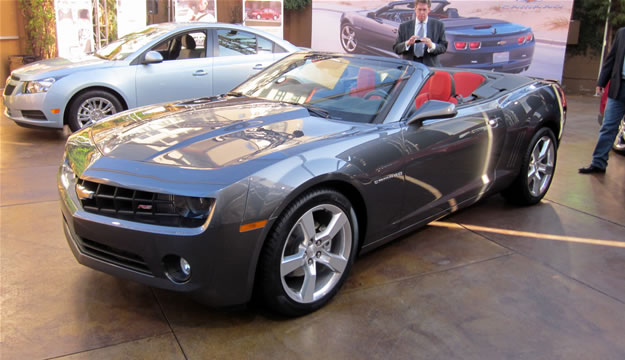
left=414, top=71, right=457, bottom=109
left=350, top=67, right=377, bottom=98
left=453, top=72, right=486, bottom=98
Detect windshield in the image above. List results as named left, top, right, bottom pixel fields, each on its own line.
left=95, top=25, right=174, bottom=60
left=234, top=53, right=414, bottom=123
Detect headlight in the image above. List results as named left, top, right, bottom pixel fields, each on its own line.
left=24, top=77, right=55, bottom=93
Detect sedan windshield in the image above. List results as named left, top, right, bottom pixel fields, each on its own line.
left=234, top=53, right=414, bottom=123
left=95, top=25, right=174, bottom=60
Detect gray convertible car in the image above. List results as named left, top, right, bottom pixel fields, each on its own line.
left=59, top=51, right=566, bottom=316
left=4, top=22, right=297, bottom=131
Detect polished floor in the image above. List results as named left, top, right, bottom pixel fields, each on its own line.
left=1, top=95, right=624, bottom=360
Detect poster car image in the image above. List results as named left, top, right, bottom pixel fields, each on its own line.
left=339, top=0, right=534, bottom=73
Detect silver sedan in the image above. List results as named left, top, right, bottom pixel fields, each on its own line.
left=3, top=22, right=298, bottom=131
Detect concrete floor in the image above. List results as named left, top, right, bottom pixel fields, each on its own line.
left=1, top=95, right=624, bottom=360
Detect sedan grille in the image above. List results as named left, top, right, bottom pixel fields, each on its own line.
left=4, top=84, right=15, bottom=96
left=76, top=179, right=212, bottom=228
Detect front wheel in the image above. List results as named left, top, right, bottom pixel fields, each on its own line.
left=502, top=127, right=557, bottom=205
left=257, top=188, right=358, bottom=316
left=340, top=23, right=358, bottom=53
left=67, top=90, right=122, bottom=132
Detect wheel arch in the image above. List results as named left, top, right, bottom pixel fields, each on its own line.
left=63, top=86, right=129, bottom=125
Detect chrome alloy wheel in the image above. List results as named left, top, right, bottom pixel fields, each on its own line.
left=527, top=135, right=555, bottom=197
left=340, top=24, right=358, bottom=53
left=76, top=97, right=118, bottom=128
left=614, top=119, right=625, bottom=152
left=280, top=204, right=352, bottom=303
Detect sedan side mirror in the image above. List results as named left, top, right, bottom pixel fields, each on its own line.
left=143, top=51, right=164, bottom=64
left=407, top=100, right=457, bottom=125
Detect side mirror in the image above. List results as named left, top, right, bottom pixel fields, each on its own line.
left=143, top=51, right=164, bottom=64
left=366, top=12, right=376, bottom=19
left=407, top=100, right=457, bottom=125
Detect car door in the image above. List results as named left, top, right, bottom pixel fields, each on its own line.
left=399, top=102, right=506, bottom=226
left=211, top=28, right=278, bottom=95
left=365, top=10, right=402, bottom=55
left=135, top=30, right=213, bottom=106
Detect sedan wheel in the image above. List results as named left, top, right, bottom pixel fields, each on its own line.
left=68, top=90, right=122, bottom=132
left=258, top=188, right=358, bottom=316
left=503, top=127, right=557, bottom=205
left=340, top=23, right=358, bottom=53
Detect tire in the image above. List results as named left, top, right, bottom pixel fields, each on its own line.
left=67, top=90, right=122, bottom=132
left=340, top=23, right=358, bottom=53
left=256, top=14, right=261, bottom=20
left=273, top=15, right=278, bottom=20
left=502, top=127, right=557, bottom=205
left=258, top=188, right=359, bottom=316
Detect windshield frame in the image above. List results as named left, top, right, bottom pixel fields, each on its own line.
left=233, top=52, right=416, bottom=124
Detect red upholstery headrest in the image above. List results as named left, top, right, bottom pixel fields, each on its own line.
left=453, top=72, right=485, bottom=98
left=429, top=71, right=453, bottom=101
left=350, top=67, right=377, bottom=97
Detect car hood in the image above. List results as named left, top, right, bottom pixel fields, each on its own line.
left=443, top=17, right=530, bottom=36
left=85, top=96, right=358, bottom=170
left=11, top=56, right=113, bottom=80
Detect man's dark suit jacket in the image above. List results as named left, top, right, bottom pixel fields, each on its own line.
left=393, top=18, right=448, bottom=67
left=598, top=27, right=625, bottom=99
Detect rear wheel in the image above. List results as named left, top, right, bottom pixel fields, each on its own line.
left=340, top=23, right=358, bottom=53
left=67, top=90, right=122, bottom=132
left=258, top=188, right=358, bottom=316
left=502, top=127, right=557, bottom=205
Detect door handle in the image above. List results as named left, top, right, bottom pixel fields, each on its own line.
left=193, top=70, right=208, bottom=76
left=392, top=29, right=398, bottom=33
left=252, top=64, right=265, bottom=70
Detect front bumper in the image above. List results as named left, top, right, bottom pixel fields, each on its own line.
left=3, top=77, right=64, bottom=129
left=58, top=167, right=267, bottom=307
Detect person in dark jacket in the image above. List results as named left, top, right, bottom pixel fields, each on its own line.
left=580, top=27, right=625, bottom=174
left=393, top=0, right=447, bottom=67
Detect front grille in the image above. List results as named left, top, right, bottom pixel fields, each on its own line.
left=4, top=84, right=15, bottom=96
left=21, top=110, right=47, bottom=121
left=77, top=179, right=210, bottom=228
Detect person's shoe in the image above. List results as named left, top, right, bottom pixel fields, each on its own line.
left=578, top=165, right=606, bottom=174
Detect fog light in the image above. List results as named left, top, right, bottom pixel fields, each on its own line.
left=163, top=255, right=191, bottom=283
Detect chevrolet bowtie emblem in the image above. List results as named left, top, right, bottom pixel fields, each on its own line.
left=75, top=184, right=95, bottom=200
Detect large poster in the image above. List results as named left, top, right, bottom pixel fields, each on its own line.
left=117, top=0, right=147, bottom=37
left=55, top=0, right=94, bottom=58
left=243, top=0, right=284, bottom=39
left=312, top=0, right=574, bottom=81
left=174, top=0, right=217, bottom=22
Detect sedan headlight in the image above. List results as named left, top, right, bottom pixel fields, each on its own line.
left=24, top=77, right=56, bottom=93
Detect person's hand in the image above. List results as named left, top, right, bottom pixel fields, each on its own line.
left=596, top=86, right=604, bottom=95
left=421, top=36, right=433, bottom=49
left=406, top=35, right=417, bottom=47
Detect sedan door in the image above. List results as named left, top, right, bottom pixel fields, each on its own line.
left=399, top=103, right=506, bottom=226
left=135, top=30, right=213, bottom=106
left=211, top=28, right=279, bottom=95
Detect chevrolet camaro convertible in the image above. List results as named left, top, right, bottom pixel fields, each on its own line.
left=59, top=52, right=566, bottom=316
left=340, top=0, right=535, bottom=73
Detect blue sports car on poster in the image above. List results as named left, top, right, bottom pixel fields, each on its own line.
left=340, top=0, right=535, bottom=73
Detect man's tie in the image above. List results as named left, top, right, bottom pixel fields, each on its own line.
left=414, top=22, right=425, bottom=58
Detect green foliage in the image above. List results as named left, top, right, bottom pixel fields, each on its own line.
left=284, top=0, right=311, bottom=11
left=570, top=0, right=625, bottom=56
left=18, top=0, right=57, bottom=59
left=106, top=0, right=118, bottom=43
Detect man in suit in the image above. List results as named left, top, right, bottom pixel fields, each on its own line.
left=580, top=27, right=625, bottom=174
left=393, top=0, right=447, bottom=67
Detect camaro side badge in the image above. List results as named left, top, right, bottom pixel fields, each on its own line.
left=374, top=171, right=403, bottom=185
left=75, top=184, right=94, bottom=200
